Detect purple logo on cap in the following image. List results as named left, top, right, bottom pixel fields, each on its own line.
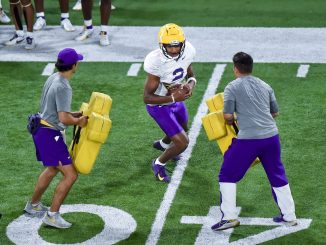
left=58, top=48, right=83, bottom=66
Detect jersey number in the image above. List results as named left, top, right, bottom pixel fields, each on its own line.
left=172, top=68, right=184, bottom=82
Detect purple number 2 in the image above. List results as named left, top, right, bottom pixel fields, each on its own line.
left=172, top=68, right=184, bottom=82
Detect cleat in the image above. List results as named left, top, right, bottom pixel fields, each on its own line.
left=75, top=27, right=93, bottom=41
left=33, top=17, right=46, bottom=31
left=24, top=201, right=48, bottom=216
left=273, top=214, right=297, bottom=226
left=61, top=18, right=75, bottom=32
left=72, top=0, right=82, bottom=10
left=43, top=212, right=72, bottom=229
left=25, top=36, right=36, bottom=50
left=152, top=160, right=170, bottom=183
left=0, top=8, right=10, bottom=23
left=99, top=31, right=110, bottom=46
left=211, top=219, right=240, bottom=231
left=153, top=140, right=181, bottom=161
left=5, top=33, right=24, bottom=46
left=111, top=4, right=116, bottom=10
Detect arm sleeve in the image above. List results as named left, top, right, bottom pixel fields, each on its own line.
left=269, top=88, right=279, bottom=113
left=55, top=86, right=72, bottom=112
left=223, top=85, right=236, bottom=114
left=144, top=52, right=161, bottom=77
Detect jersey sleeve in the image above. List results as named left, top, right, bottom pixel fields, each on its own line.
left=144, top=51, right=161, bottom=77
left=55, top=85, right=72, bottom=112
left=269, top=88, right=279, bottom=113
left=223, top=85, right=236, bottom=114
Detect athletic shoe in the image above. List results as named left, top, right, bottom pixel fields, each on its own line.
left=61, top=18, right=75, bottom=32
left=72, top=0, right=82, bottom=10
left=24, top=201, right=48, bottom=216
left=43, top=212, right=72, bottom=229
left=273, top=214, right=297, bottom=226
left=75, top=27, right=94, bottom=41
left=111, top=4, right=116, bottom=10
left=152, top=160, right=170, bottom=183
left=99, top=31, right=110, bottom=46
left=33, top=17, right=46, bottom=31
left=153, top=140, right=181, bottom=161
left=25, top=36, right=36, bottom=50
left=211, top=219, right=240, bottom=231
left=5, top=33, right=24, bottom=46
left=0, top=8, right=10, bottom=23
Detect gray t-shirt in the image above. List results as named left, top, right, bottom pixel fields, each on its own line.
left=223, top=75, right=279, bottom=139
left=39, top=72, right=72, bottom=131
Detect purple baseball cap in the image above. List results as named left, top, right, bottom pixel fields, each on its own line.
left=58, top=48, right=83, bottom=66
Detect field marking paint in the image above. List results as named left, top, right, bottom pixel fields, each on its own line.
left=181, top=206, right=312, bottom=245
left=296, top=64, right=310, bottom=77
left=145, top=64, right=227, bottom=245
left=42, top=63, right=55, bottom=76
left=6, top=204, right=137, bottom=245
left=127, top=63, right=142, bottom=76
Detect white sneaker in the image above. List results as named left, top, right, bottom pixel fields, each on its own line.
left=72, top=0, right=82, bottom=11
left=0, top=8, right=10, bottom=23
left=75, top=27, right=93, bottom=41
left=5, top=33, right=25, bottom=46
left=24, top=201, right=48, bottom=216
left=33, top=17, right=46, bottom=31
left=43, top=212, right=72, bottom=229
left=99, top=31, right=110, bottom=46
left=25, top=36, right=36, bottom=50
left=61, top=18, right=75, bottom=32
left=111, top=4, right=116, bottom=10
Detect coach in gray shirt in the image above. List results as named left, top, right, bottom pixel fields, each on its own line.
left=211, top=52, right=297, bottom=231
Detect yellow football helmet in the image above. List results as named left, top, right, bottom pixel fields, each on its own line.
left=158, top=23, right=186, bottom=60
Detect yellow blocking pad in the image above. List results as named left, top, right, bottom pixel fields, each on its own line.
left=202, top=92, right=260, bottom=165
left=206, top=93, right=224, bottom=112
left=69, top=92, right=112, bottom=174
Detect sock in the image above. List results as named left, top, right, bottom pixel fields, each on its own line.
left=16, top=30, right=24, bottom=37
left=26, top=31, right=33, bottom=38
left=84, top=19, right=93, bottom=29
left=31, top=202, right=40, bottom=207
left=100, top=25, right=109, bottom=33
left=160, top=139, right=170, bottom=149
left=61, top=12, right=69, bottom=21
left=47, top=211, right=56, bottom=217
left=36, top=12, right=45, bottom=19
left=155, top=158, right=165, bottom=166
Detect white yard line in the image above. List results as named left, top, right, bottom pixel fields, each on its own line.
left=41, top=63, right=55, bottom=76
left=296, top=64, right=310, bottom=77
left=145, top=64, right=227, bottom=245
left=127, top=63, right=142, bottom=76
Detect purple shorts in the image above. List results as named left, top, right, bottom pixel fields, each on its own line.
left=32, top=127, right=72, bottom=167
left=146, top=102, right=188, bottom=138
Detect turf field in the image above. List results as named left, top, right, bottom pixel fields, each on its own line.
left=0, top=0, right=326, bottom=244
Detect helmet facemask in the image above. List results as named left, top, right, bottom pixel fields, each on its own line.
left=160, top=41, right=186, bottom=61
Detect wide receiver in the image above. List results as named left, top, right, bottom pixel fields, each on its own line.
left=143, top=23, right=197, bottom=183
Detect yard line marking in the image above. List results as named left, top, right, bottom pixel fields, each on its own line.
left=41, top=63, right=55, bottom=76
left=296, top=64, right=310, bottom=77
left=145, top=64, right=227, bottom=245
left=127, top=63, right=142, bottom=76
left=181, top=206, right=312, bottom=245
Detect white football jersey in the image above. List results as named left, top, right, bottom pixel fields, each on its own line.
left=144, top=41, right=196, bottom=96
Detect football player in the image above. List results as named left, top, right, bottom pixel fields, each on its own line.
left=75, top=0, right=111, bottom=46
left=5, top=0, right=35, bottom=49
left=143, top=23, right=197, bottom=183
left=33, top=0, right=75, bottom=32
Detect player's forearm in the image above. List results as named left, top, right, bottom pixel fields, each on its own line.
left=144, top=94, right=174, bottom=104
